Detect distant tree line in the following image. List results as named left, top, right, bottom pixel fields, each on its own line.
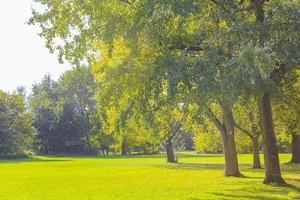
left=0, top=65, right=298, bottom=161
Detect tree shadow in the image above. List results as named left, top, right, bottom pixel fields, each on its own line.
left=154, top=162, right=227, bottom=171
left=0, top=157, right=73, bottom=164
left=175, top=153, right=224, bottom=158
left=156, top=162, right=255, bottom=171
left=95, top=153, right=224, bottom=160
left=208, top=183, right=300, bottom=200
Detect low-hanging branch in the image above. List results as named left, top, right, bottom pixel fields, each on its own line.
left=234, top=122, right=253, bottom=138
left=206, top=107, right=226, bottom=134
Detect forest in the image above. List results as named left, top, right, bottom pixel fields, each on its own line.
left=0, top=0, right=299, bottom=199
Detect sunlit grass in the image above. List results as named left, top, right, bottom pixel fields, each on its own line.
left=0, top=153, right=299, bottom=199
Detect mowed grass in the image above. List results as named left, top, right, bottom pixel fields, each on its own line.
left=0, top=153, right=299, bottom=200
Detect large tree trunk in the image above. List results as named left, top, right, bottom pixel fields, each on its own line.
left=252, top=0, right=285, bottom=184
left=260, top=92, right=285, bottom=184
left=252, top=136, right=261, bottom=168
left=291, top=133, right=300, bottom=163
left=165, top=138, right=176, bottom=163
left=221, top=104, right=240, bottom=176
left=121, top=137, right=127, bottom=156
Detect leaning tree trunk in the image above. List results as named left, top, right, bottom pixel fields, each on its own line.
left=165, top=138, right=176, bottom=163
left=221, top=104, right=240, bottom=177
left=260, top=92, right=285, bottom=184
left=291, top=133, right=300, bottom=163
left=121, top=137, right=127, bottom=156
left=252, top=136, right=261, bottom=168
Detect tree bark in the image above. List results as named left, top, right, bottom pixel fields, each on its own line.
left=252, top=136, right=261, bottom=168
left=221, top=104, right=240, bottom=176
left=121, top=137, right=127, bottom=156
left=260, top=92, right=285, bottom=184
left=165, top=138, right=176, bottom=163
left=291, top=133, right=300, bottom=163
left=249, top=111, right=261, bottom=168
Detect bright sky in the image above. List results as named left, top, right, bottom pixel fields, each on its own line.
left=0, top=0, right=71, bottom=93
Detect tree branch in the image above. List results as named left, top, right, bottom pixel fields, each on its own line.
left=206, top=107, right=226, bottom=134
left=114, top=101, right=134, bottom=133
left=270, top=62, right=288, bottom=83
left=170, top=121, right=181, bottom=139
left=234, top=122, right=253, bottom=138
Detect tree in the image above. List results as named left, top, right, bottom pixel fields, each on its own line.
left=0, top=91, right=36, bottom=158
left=273, top=72, right=300, bottom=163
left=233, top=99, right=262, bottom=168
left=239, top=0, right=299, bottom=184
left=29, top=75, right=62, bottom=153
left=29, top=74, right=89, bottom=154
left=155, top=106, right=183, bottom=163
left=58, top=66, right=97, bottom=153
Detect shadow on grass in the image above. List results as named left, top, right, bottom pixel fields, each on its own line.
left=95, top=153, right=224, bottom=160
left=0, top=152, right=224, bottom=162
left=282, top=163, right=300, bottom=174
left=0, top=157, right=73, bottom=164
left=208, top=183, right=300, bottom=200
left=176, top=153, right=224, bottom=158
left=156, top=162, right=256, bottom=171
left=157, top=162, right=225, bottom=170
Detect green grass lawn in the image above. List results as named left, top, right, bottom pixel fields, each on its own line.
left=0, top=153, right=299, bottom=200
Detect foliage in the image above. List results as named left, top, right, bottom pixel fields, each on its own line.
left=29, top=71, right=96, bottom=154
left=29, top=0, right=299, bottom=140
left=0, top=91, right=36, bottom=158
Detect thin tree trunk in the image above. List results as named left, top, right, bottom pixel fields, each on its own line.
left=249, top=111, right=261, bottom=168
left=260, top=92, right=285, bottom=184
left=252, top=136, right=261, bottom=168
left=291, top=133, right=300, bottom=163
left=121, top=137, right=127, bottom=156
left=222, top=104, right=240, bottom=176
left=165, top=138, right=176, bottom=163
left=165, top=121, right=180, bottom=163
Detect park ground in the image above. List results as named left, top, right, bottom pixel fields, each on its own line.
left=0, top=152, right=299, bottom=200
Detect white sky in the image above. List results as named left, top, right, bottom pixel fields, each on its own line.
left=0, top=0, right=71, bottom=93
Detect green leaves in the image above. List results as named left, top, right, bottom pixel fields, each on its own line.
left=30, top=0, right=300, bottom=155
left=0, top=91, right=36, bottom=158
